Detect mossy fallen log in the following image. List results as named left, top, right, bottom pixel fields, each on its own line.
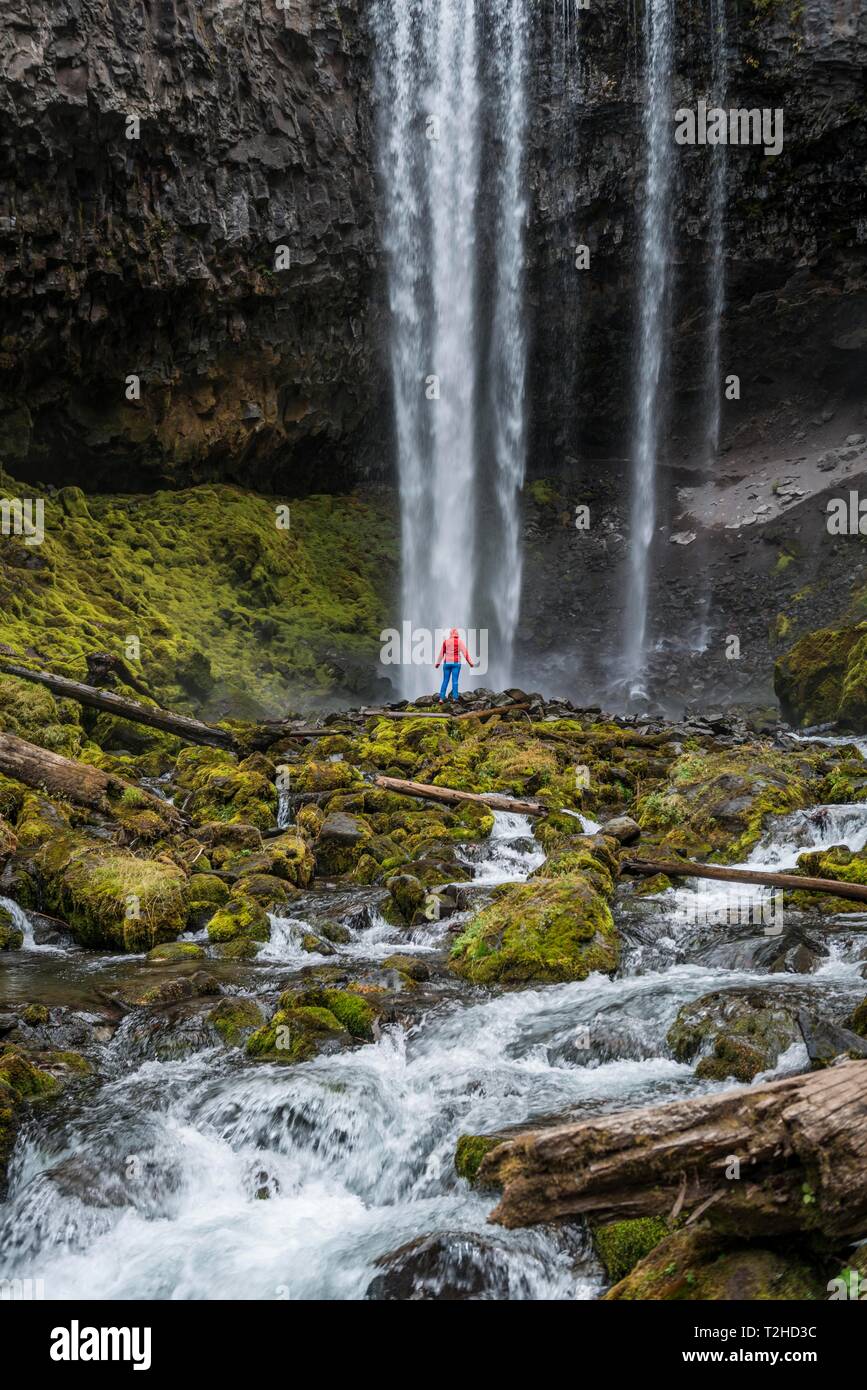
left=483, top=1061, right=867, bottom=1239
left=0, top=659, right=236, bottom=750
left=374, top=775, right=543, bottom=816
left=622, top=855, right=867, bottom=905
left=0, top=730, right=183, bottom=825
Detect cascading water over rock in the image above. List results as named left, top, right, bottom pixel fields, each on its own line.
left=623, top=0, right=676, bottom=695
left=373, top=0, right=530, bottom=696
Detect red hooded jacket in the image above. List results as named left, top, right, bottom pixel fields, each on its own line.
left=436, top=630, right=474, bottom=667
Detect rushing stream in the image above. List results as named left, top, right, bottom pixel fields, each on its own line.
left=2, top=798, right=866, bottom=1300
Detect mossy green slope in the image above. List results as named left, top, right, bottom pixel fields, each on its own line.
left=775, top=621, right=867, bottom=730
left=0, top=477, right=396, bottom=715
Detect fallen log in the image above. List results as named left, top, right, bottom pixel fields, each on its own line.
left=374, top=775, right=543, bottom=816
left=361, top=703, right=529, bottom=722
left=483, top=1060, right=867, bottom=1240
left=0, top=730, right=183, bottom=824
left=622, top=855, right=867, bottom=906
left=0, top=659, right=236, bottom=750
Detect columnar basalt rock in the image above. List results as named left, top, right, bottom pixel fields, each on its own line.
left=0, top=0, right=383, bottom=492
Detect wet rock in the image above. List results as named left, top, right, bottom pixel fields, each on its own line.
left=365, top=1232, right=528, bottom=1301
left=450, top=867, right=618, bottom=987
left=386, top=873, right=426, bottom=924
left=145, top=942, right=206, bottom=964
left=318, top=920, right=351, bottom=945
left=381, top=954, right=430, bottom=983
left=207, top=997, right=264, bottom=1047
left=604, top=1228, right=825, bottom=1301
left=797, top=1010, right=867, bottom=1067
left=114, top=1006, right=220, bottom=1063
left=599, top=815, right=641, bottom=845
left=0, top=902, right=23, bottom=950
left=667, top=988, right=803, bottom=1082
left=695, top=928, right=828, bottom=975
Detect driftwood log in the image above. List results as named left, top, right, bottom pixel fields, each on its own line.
left=0, top=659, right=235, bottom=750
left=483, top=1061, right=867, bottom=1240
left=623, top=855, right=867, bottom=906
left=0, top=730, right=183, bottom=824
left=374, top=775, right=542, bottom=816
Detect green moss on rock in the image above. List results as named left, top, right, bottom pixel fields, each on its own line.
left=450, top=873, right=618, bottom=986
left=245, top=1005, right=349, bottom=1063
left=604, top=1228, right=824, bottom=1301
left=145, top=941, right=206, bottom=963
left=774, top=621, right=867, bottom=730
left=454, top=1133, right=501, bottom=1184
left=0, top=903, right=23, bottom=951
left=208, top=997, right=264, bottom=1047
left=36, top=840, right=189, bottom=951
left=206, top=896, right=270, bottom=944
left=593, top=1218, right=670, bottom=1284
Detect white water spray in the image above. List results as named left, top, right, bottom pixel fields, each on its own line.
left=373, top=1, right=530, bottom=697
left=486, top=0, right=530, bottom=687
left=624, top=0, right=676, bottom=691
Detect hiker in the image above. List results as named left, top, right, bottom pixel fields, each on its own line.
left=435, top=627, right=475, bottom=701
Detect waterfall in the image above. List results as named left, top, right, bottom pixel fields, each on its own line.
left=373, top=1, right=530, bottom=698
left=485, top=0, right=530, bottom=688
left=425, top=0, right=482, bottom=687
left=371, top=1, right=430, bottom=699
left=623, top=0, right=676, bottom=693
left=705, top=0, right=729, bottom=462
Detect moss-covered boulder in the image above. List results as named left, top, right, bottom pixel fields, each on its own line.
left=145, top=941, right=206, bottom=963
left=604, top=1228, right=824, bottom=1301
left=245, top=1005, right=350, bottom=1063
left=454, top=1133, right=502, bottom=1185
left=775, top=621, right=867, bottom=730
left=314, top=811, right=372, bottom=876
left=185, top=873, right=230, bottom=906
left=592, top=1218, right=670, bottom=1284
left=787, top=844, right=867, bottom=913
left=279, top=986, right=379, bottom=1040
left=175, top=747, right=277, bottom=829
left=206, top=896, right=270, bottom=944
left=207, top=997, right=264, bottom=1047
left=293, top=760, right=362, bottom=794
left=636, top=749, right=820, bottom=862
left=224, top=834, right=314, bottom=888
left=0, top=813, right=17, bottom=870
left=35, top=838, right=189, bottom=951
left=0, top=903, right=24, bottom=951
left=845, top=997, right=867, bottom=1037
left=386, top=872, right=427, bottom=924
left=667, top=988, right=801, bottom=1082
left=0, top=1047, right=89, bottom=1196
left=450, top=874, right=618, bottom=986
left=229, top=873, right=294, bottom=910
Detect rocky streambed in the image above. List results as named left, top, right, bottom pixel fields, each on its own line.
left=2, top=694, right=867, bottom=1300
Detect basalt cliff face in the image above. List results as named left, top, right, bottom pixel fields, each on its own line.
left=1, top=2, right=864, bottom=495
left=0, top=0, right=383, bottom=494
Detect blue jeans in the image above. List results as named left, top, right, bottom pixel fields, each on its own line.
left=439, top=662, right=460, bottom=700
